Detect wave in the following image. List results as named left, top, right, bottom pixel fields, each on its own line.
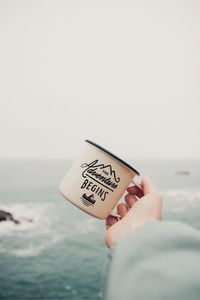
left=75, top=218, right=98, bottom=235
left=0, top=201, right=101, bottom=257
left=0, top=202, right=65, bottom=257
left=0, top=202, right=51, bottom=236
left=163, top=188, right=200, bottom=202
left=162, top=188, right=200, bottom=216
left=10, top=232, right=65, bottom=257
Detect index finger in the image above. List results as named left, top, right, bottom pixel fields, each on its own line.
left=127, top=185, right=144, bottom=198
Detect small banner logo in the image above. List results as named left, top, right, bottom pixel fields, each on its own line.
left=81, top=193, right=96, bottom=206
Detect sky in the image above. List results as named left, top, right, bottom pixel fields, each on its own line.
left=0, top=0, right=200, bottom=159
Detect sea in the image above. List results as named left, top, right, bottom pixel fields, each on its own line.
left=0, top=159, right=200, bottom=300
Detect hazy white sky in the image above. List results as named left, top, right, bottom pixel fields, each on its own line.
left=0, top=0, right=200, bottom=159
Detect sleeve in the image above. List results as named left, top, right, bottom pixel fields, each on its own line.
left=104, top=221, right=200, bottom=300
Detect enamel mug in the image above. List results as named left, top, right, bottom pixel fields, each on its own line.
left=59, top=140, right=140, bottom=219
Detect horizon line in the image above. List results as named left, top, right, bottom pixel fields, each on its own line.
left=0, top=156, right=199, bottom=160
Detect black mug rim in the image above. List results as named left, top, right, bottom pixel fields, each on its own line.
left=85, top=140, right=140, bottom=176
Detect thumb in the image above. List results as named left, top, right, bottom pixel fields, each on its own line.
left=141, top=177, right=159, bottom=195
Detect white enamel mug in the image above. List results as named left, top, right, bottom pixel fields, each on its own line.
left=59, top=140, right=140, bottom=219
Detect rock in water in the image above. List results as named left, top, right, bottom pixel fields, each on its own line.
left=0, top=209, right=20, bottom=224
left=176, top=170, right=190, bottom=176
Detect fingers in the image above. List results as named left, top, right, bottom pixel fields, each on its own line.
left=125, top=194, right=137, bottom=208
left=106, top=188, right=143, bottom=230
left=127, top=177, right=158, bottom=196
left=117, top=203, right=129, bottom=218
left=127, top=185, right=144, bottom=198
left=106, top=203, right=129, bottom=230
left=106, top=215, right=118, bottom=229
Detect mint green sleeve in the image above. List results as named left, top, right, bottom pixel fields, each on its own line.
left=104, top=221, right=200, bottom=300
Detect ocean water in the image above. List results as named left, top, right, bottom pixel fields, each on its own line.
left=0, top=159, right=200, bottom=300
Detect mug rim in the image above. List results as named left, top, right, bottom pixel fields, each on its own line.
left=85, top=139, right=140, bottom=176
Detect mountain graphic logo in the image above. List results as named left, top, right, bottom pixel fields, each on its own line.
left=81, top=160, right=120, bottom=186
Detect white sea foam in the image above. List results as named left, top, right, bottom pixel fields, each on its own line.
left=11, top=244, right=47, bottom=257
left=0, top=201, right=98, bottom=257
left=10, top=233, right=65, bottom=257
left=0, top=202, right=50, bottom=236
left=0, top=201, right=67, bottom=257
left=64, top=283, right=78, bottom=295
left=163, top=189, right=200, bottom=202
left=162, top=188, right=200, bottom=216
left=76, top=218, right=98, bottom=235
left=1, top=188, right=200, bottom=257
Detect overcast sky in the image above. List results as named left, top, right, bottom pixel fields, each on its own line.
left=0, top=0, right=200, bottom=159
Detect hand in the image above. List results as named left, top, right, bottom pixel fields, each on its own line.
left=105, top=177, right=163, bottom=248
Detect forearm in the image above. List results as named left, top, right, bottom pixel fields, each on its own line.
left=104, top=221, right=200, bottom=300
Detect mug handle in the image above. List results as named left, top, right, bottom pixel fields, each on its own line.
left=109, top=177, right=142, bottom=220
